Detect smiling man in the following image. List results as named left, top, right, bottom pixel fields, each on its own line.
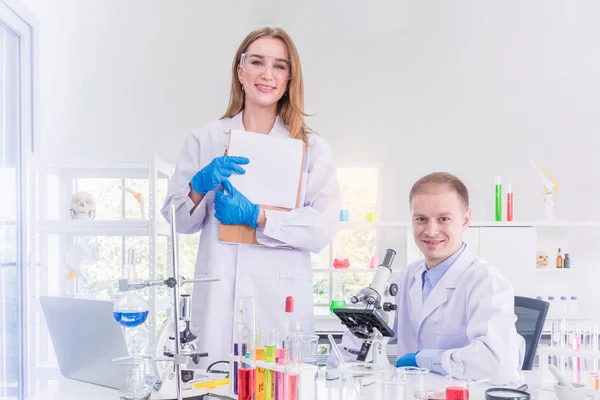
left=392, top=172, right=524, bottom=383
left=328, top=172, right=525, bottom=384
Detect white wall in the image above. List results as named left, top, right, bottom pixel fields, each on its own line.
left=24, top=0, right=600, bottom=218
left=23, top=0, right=600, bottom=311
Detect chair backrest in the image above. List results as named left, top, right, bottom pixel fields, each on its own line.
left=514, top=295, right=549, bottom=370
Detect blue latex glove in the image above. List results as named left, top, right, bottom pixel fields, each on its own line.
left=214, top=180, right=260, bottom=228
left=396, top=351, right=420, bottom=368
left=190, top=156, right=249, bottom=194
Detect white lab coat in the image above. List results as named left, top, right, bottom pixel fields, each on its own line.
left=161, top=112, right=341, bottom=368
left=334, top=245, right=525, bottom=384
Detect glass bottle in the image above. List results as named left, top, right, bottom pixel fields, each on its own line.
left=556, top=248, right=563, bottom=268
left=113, top=292, right=152, bottom=400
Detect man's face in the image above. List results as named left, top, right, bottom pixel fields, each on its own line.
left=410, top=184, right=471, bottom=268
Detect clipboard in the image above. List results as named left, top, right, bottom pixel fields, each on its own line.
left=219, top=130, right=306, bottom=245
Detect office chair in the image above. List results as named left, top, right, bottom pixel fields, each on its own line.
left=514, top=295, right=549, bottom=370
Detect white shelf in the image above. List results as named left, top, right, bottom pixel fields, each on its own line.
left=338, top=221, right=600, bottom=228
left=472, top=220, right=600, bottom=227
left=337, top=221, right=410, bottom=229
left=36, top=155, right=173, bottom=179
left=37, top=220, right=172, bottom=236
left=536, top=268, right=577, bottom=274
left=312, top=268, right=376, bottom=274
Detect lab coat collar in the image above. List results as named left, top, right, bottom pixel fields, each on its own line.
left=222, top=111, right=290, bottom=138
left=412, top=245, right=476, bottom=333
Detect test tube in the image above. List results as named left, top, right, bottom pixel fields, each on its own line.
left=591, top=372, right=600, bottom=391
left=592, top=324, right=600, bottom=371
left=264, top=328, right=277, bottom=400
left=284, top=332, right=300, bottom=400
left=232, top=325, right=239, bottom=394
left=550, top=320, right=559, bottom=367
left=237, top=298, right=256, bottom=400
left=275, top=348, right=284, bottom=400
left=238, top=324, right=255, bottom=400
left=256, top=327, right=266, bottom=400
left=572, top=324, right=581, bottom=383
left=559, top=318, right=567, bottom=375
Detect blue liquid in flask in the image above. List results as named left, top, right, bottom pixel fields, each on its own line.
left=113, top=311, right=149, bottom=328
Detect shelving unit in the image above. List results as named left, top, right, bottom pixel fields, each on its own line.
left=536, top=268, right=578, bottom=274
left=36, top=220, right=173, bottom=236
left=28, top=154, right=175, bottom=382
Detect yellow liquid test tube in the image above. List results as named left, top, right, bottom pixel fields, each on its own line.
left=256, top=347, right=265, bottom=400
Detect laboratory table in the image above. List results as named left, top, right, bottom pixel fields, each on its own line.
left=26, top=369, right=564, bottom=400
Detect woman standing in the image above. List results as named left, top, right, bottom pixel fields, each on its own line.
left=162, top=27, right=341, bottom=366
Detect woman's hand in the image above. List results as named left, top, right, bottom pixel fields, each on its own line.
left=214, top=180, right=260, bottom=228
left=190, top=156, right=249, bottom=195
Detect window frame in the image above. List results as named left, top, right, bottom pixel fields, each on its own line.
left=0, top=0, right=38, bottom=398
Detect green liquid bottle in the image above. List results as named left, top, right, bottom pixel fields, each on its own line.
left=495, top=176, right=502, bottom=221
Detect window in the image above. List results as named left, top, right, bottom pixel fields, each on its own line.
left=67, top=167, right=382, bottom=314
left=312, top=167, right=380, bottom=309
left=69, top=178, right=199, bottom=295
left=0, top=2, right=36, bottom=399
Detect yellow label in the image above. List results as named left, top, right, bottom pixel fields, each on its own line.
left=256, top=367, right=265, bottom=400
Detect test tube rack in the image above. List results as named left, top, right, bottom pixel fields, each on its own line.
left=206, top=354, right=318, bottom=400
left=538, top=346, right=600, bottom=396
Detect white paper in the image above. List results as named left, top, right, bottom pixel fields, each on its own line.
left=227, top=129, right=304, bottom=209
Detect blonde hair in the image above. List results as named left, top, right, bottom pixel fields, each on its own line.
left=409, top=172, right=470, bottom=209
left=221, top=27, right=314, bottom=144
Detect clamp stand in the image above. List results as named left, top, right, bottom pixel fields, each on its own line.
left=118, top=204, right=219, bottom=400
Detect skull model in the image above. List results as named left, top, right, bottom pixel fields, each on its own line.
left=70, top=191, right=96, bottom=220
left=536, top=251, right=549, bottom=268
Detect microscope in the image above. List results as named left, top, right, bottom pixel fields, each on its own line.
left=161, top=294, right=203, bottom=383
left=331, top=249, right=399, bottom=377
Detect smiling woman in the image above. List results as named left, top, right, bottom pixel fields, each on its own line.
left=161, top=26, right=341, bottom=368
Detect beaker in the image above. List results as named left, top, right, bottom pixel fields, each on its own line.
left=300, top=334, right=319, bottom=365
left=445, top=376, right=470, bottom=400
left=113, top=356, right=153, bottom=400
left=342, top=362, right=385, bottom=400
left=398, top=366, right=429, bottom=399
left=381, top=375, right=406, bottom=400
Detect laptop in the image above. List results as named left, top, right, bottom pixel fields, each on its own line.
left=40, top=295, right=129, bottom=389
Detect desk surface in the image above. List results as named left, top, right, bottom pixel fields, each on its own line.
left=27, top=370, right=562, bottom=400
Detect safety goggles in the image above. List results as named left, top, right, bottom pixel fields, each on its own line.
left=240, top=52, right=292, bottom=80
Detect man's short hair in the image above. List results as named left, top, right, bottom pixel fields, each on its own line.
left=409, top=172, right=469, bottom=209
